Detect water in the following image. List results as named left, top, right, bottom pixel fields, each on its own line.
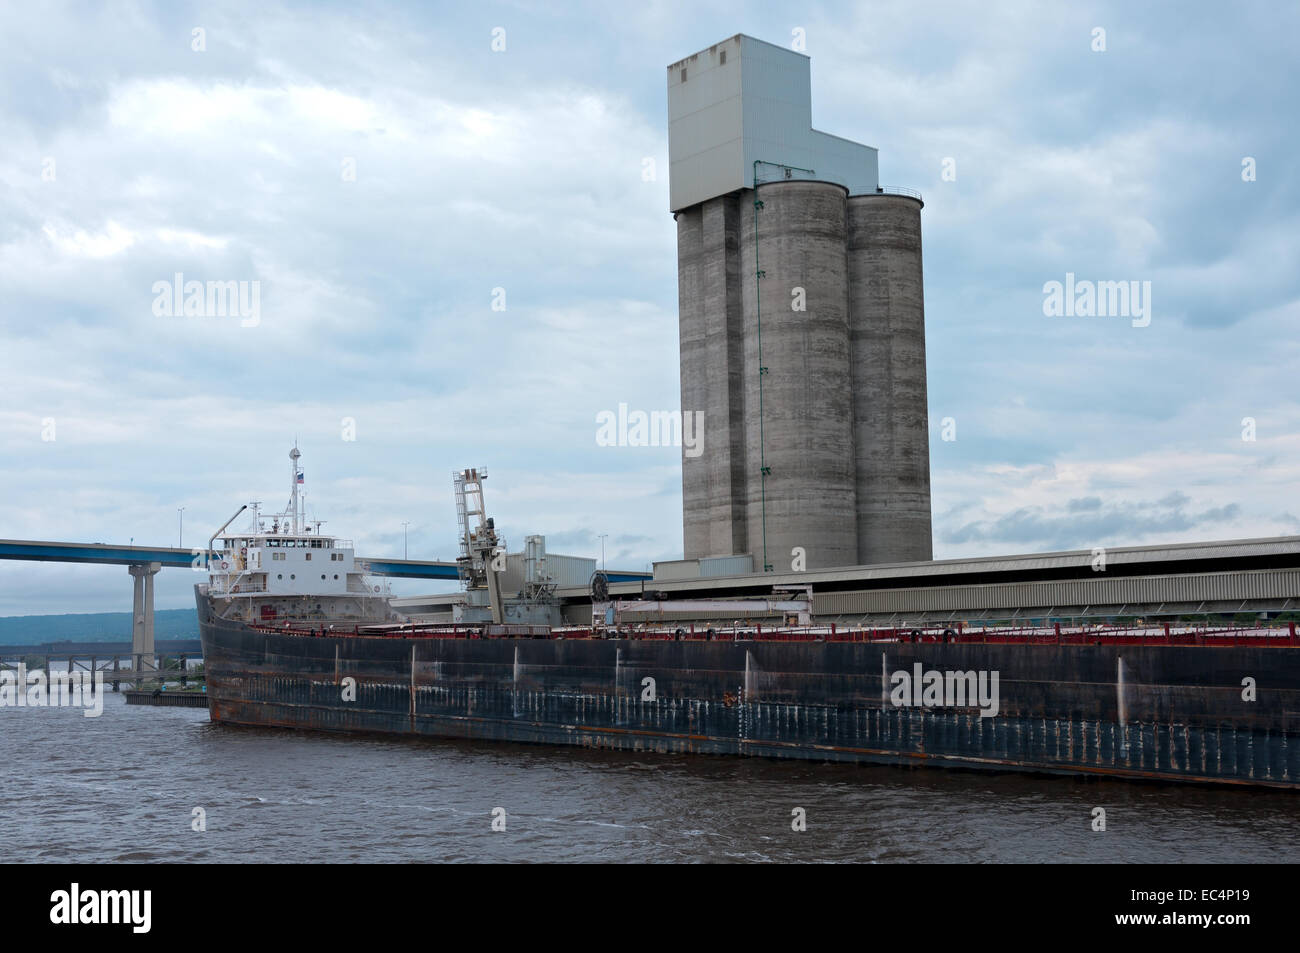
left=4, top=693, right=1298, bottom=863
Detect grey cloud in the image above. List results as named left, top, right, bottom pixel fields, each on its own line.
left=942, top=495, right=1243, bottom=550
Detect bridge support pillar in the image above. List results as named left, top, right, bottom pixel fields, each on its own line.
left=129, top=562, right=161, bottom=672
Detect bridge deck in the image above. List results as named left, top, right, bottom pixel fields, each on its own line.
left=0, top=539, right=651, bottom=581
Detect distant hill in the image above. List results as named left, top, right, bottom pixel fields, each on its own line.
left=0, top=608, right=198, bottom=644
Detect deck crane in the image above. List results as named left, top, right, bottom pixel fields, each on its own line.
left=453, top=467, right=505, bottom=624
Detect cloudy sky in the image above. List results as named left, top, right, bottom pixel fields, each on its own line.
left=1, top=0, right=1297, bottom=616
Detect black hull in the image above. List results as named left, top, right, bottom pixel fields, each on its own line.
left=197, top=604, right=1300, bottom=788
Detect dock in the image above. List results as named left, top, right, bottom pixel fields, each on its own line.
left=123, top=690, right=209, bottom=708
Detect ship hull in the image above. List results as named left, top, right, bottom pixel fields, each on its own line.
left=198, top=604, right=1300, bottom=788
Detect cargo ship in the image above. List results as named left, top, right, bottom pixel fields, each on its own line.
left=198, top=450, right=1300, bottom=789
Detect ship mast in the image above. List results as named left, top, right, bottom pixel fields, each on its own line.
left=289, top=445, right=302, bottom=534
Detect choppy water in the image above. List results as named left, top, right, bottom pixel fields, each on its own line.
left=3, top=692, right=1298, bottom=863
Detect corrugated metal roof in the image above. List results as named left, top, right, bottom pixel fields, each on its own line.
left=574, top=535, right=1300, bottom=596
left=812, top=567, right=1300, bottom=616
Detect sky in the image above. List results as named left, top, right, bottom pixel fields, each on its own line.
left=1, top=0, right=1298, bottom=616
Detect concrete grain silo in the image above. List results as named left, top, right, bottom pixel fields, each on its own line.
left=740, top=180, right=857, bottom=570
left=847, top=194, right=933, bottom=564
left=676, top=194, right=750, bottom=560
left=668, top=34, right=933, bottom=570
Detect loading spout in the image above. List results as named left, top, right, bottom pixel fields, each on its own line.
left=486, top=559, right=504, bottom=625
left=207, top=504, right=249, bottom=571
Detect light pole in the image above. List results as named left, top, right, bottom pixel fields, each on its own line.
left=178, top=507, right=185, bottom=548
left=597, top=533, right=608, bottom=572
left=402, top=522, right=410, bottom=560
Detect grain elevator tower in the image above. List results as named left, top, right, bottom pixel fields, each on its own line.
left=669, top=34, right=933, bottom=571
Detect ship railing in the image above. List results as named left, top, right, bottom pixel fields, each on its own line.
left=238, top=619, right=1300, bottom=646
left=604, top=622, right=1300, bottom=646
left=827, top=622, right=1300, bottom=647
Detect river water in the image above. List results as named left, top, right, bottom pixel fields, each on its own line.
left=3, top=692, right=1298, bottom=863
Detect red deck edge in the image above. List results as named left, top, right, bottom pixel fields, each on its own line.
left=247, top=621, right=1300, bottom=647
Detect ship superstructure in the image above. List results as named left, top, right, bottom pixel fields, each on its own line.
left=199, top=447, right=395, bottom=626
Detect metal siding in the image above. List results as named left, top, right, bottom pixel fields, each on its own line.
left=699, top=555, right=754, bottom=577
left=654, top=559, right=703, bottom=581
left=668, top=35, right=878, bottom=211
left=500, top=554, right=525, bottom=595
left=499, top=553, right=596, bottom=594
left=540, top=554, right=598, bottom=589
left=809, top=569, right=1300, bottom=617
left=667, top=39, right=745, bottom=210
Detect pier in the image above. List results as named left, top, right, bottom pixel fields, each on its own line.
left=124, top=690, right=209, bottom=708
left=0, top=645, right=204, bottom=690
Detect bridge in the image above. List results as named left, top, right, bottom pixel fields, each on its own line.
left=0, top=539, right=651, bottom=665
left=0, top=539, right=650, bottom=582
